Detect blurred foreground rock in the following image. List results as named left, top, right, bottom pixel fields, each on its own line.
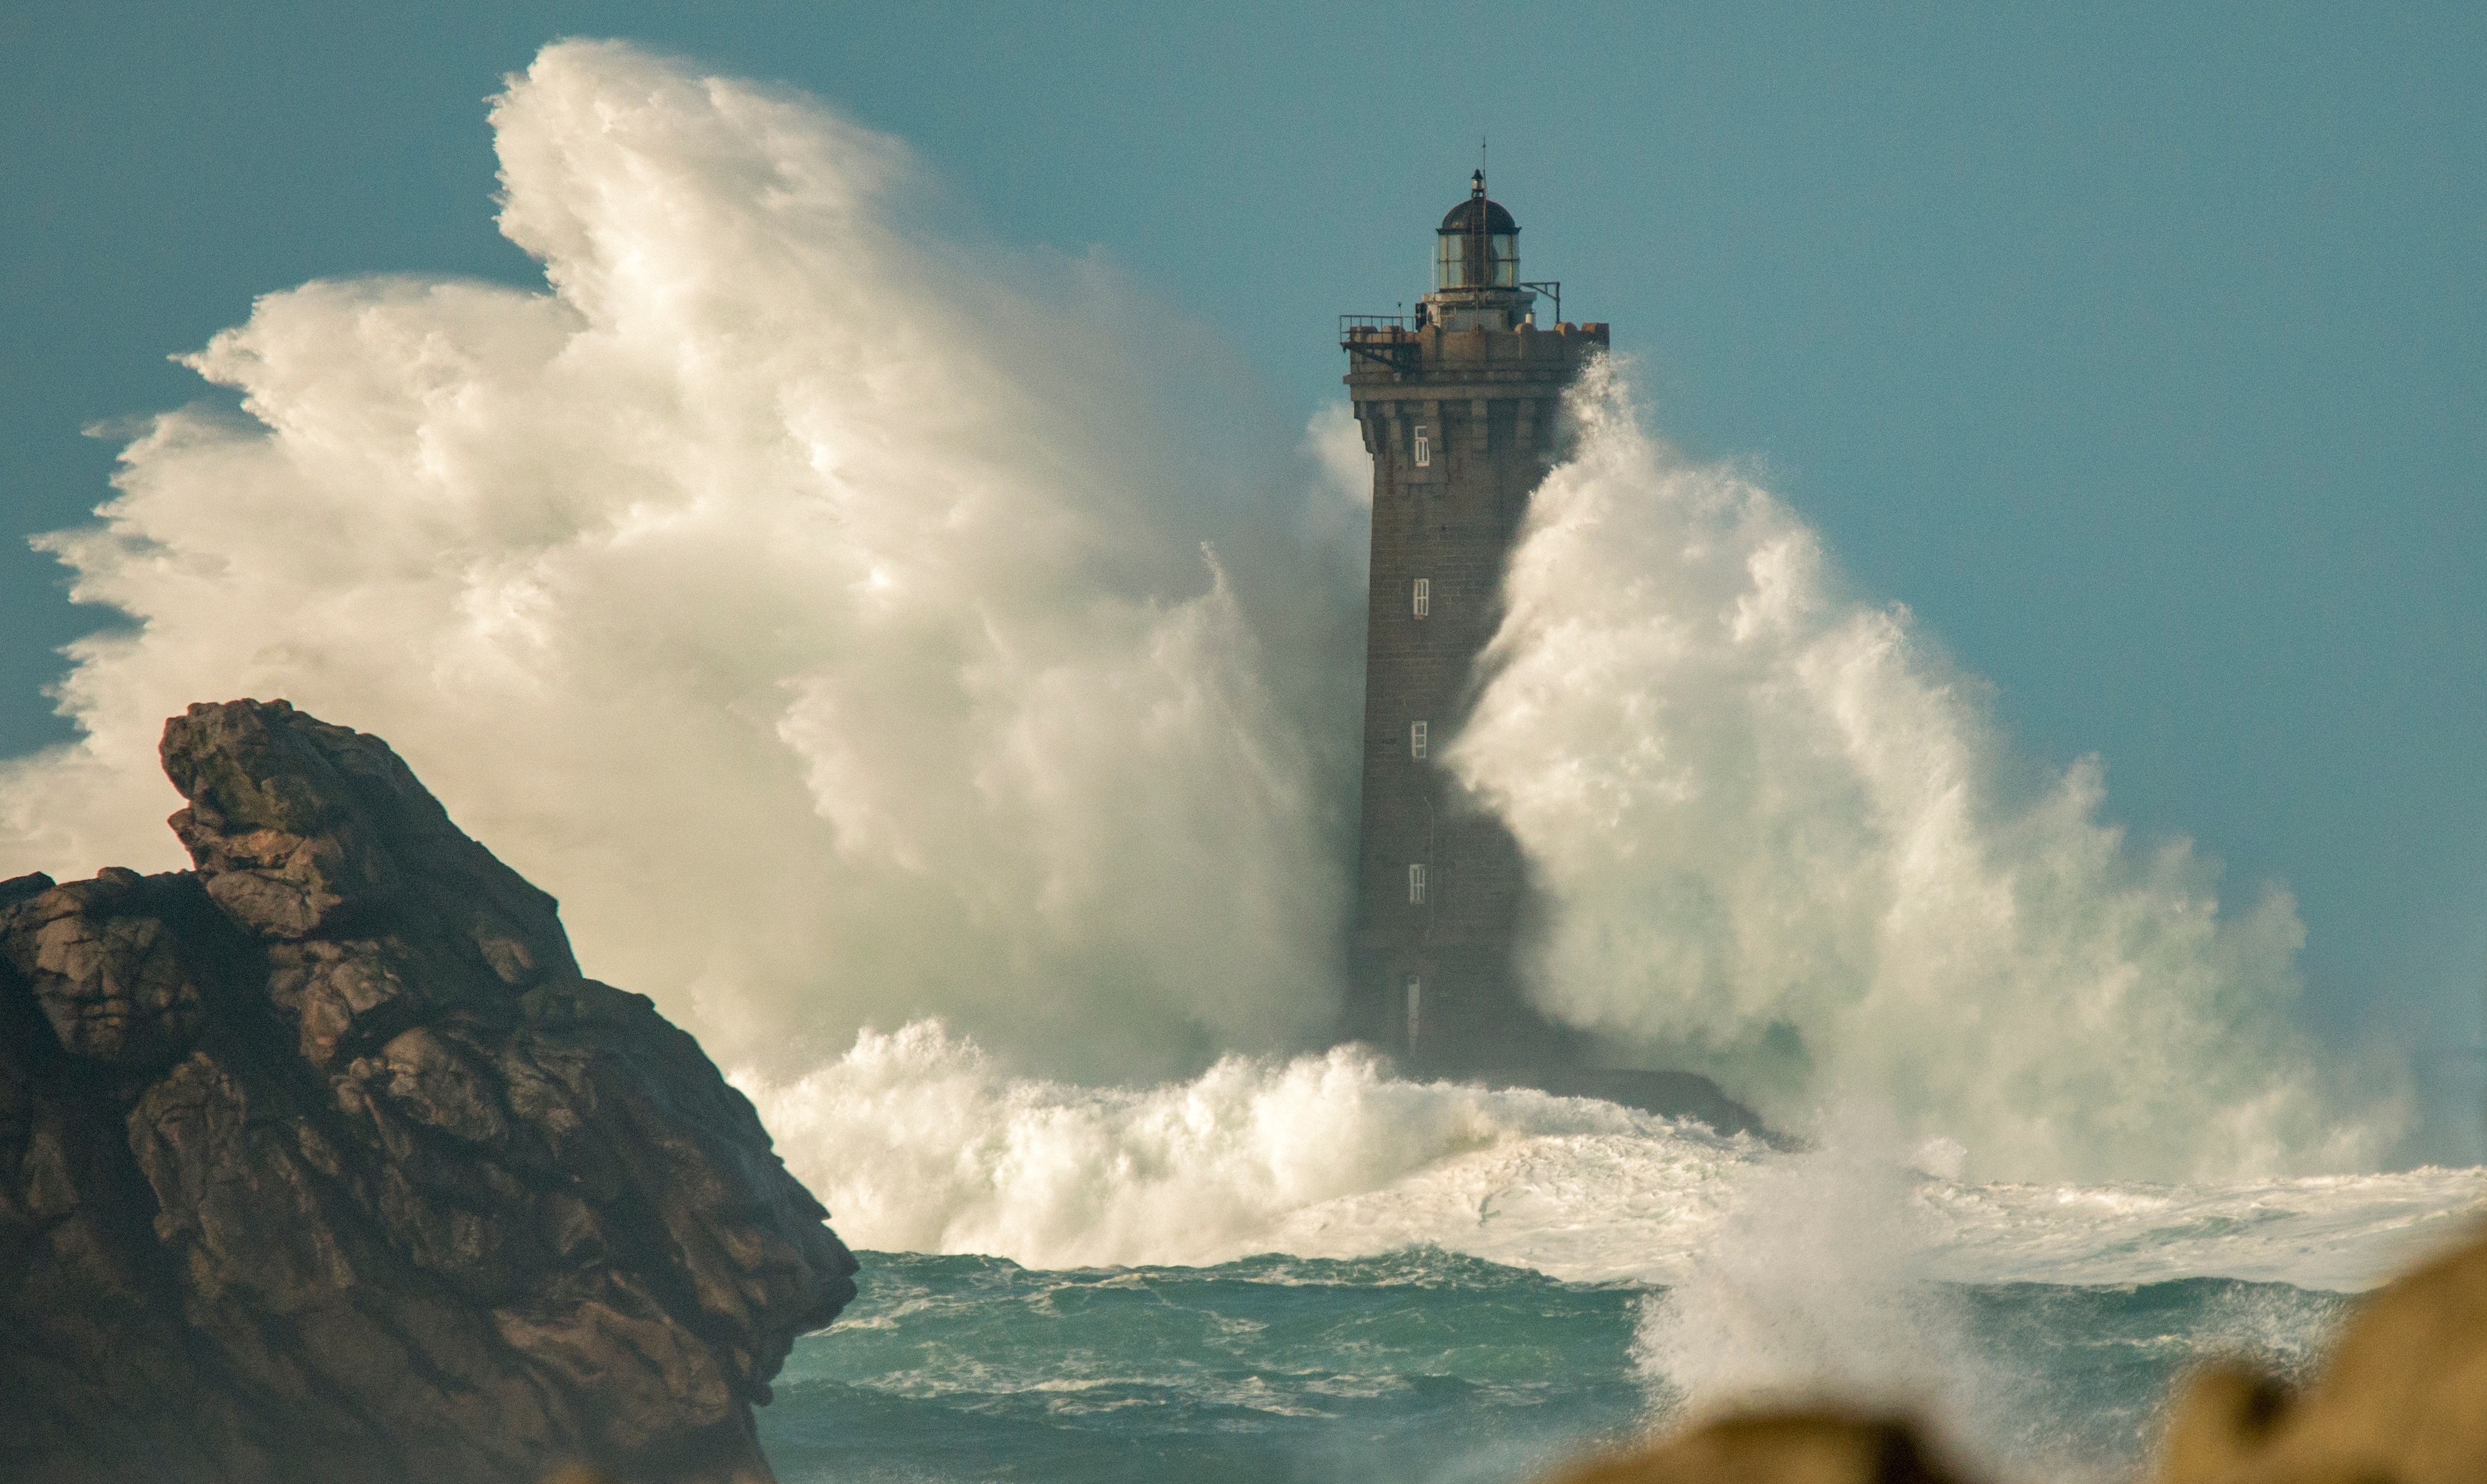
left=1552, top=1413, right=1968, bottom=1484
left=0, top=700, right=856, bottom=1484
left=1546, top=1222, right=2487, bottom=1484
left=2148, top=1222, right=2487, bottom=1484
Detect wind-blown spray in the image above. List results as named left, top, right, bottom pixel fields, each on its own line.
left=1449, top=360, right=2398, bottom=1180
left=0, top=40, right=2397, bottom=1184
left=4, top=46, right=2463, bottom=1484
left=0, top=40, right=1360, bottom=1083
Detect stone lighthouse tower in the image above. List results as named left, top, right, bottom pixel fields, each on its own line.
left=1340, top=174, right=1607, bottom=1071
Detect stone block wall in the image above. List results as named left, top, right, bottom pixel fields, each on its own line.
left=1343, top=323, right=1607, bottom=1069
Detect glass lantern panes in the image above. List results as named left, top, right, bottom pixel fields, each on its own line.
left=1435, top=231, right=1520, bottom=288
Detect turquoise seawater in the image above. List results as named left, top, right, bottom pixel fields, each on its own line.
left=756, top=1250, right=2352, bottom=1483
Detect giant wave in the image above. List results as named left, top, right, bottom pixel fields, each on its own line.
left=0, top=38, right=2415, bottom=1199
left=741, top=1020, right=2478, bottom=1292
left=0, top=39, right=2469, bottom=1479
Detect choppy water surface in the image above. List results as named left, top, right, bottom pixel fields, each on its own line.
left=760, top=1251, right=2354, bottom=1484
left=749, top=1033, right=2483, bottom=1483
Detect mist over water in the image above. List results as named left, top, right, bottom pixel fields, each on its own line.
left=737, top=1019, right=1756, bottom=1274
left=0, top=34, right=2412, bottom=1225
left=741, top=1021, right=2469, bottom=1478
left=1452, top=363, right=2402, bottom=1181
left=0, top=40, right=1362, bottom=1085
left=4, top=40, right=2471, bottom=1479
left=742, top=1020, right=2474, bottom=1292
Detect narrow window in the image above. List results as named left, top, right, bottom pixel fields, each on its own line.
left=1404, top=974, right=1422, bottom=1047
left=1412, top=425, right=1431, bottom=467
left=1410, top=720, right=1427, bottom=759
left=1412, top=578, right=1431, bottom=618
left=1408, top=863, right=1427, bottom=905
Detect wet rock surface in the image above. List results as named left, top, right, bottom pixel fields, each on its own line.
left=0, top=700, right=856, bottom=1484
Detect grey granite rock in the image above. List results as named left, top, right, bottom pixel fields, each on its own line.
left=0, top=700, right=856, bottom=1484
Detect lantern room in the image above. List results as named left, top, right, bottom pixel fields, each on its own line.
left=1435, top=170, right=1519, bottom=289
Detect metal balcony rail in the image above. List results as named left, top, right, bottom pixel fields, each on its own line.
left=1340, top=314, right=1418, bottom=371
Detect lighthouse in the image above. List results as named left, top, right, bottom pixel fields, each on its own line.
left=1339, top=174, right=1608, bottom=1071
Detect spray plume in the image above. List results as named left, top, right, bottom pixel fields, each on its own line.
left=0, top=41, right=2398, bottom=1183
left=0, top=40, right=1360, bottom=1082
left=1451, top=361, right=2397, bottom=1179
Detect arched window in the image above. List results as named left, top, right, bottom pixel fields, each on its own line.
left=1412, top=425, right=1431, bottom=467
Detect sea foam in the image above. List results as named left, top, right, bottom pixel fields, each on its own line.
left=0, top=37, right=2406, bottom=1185
left=1452, top=361, right=2401, bottom=1180
left=743, top=1021, right=2480, bottom=1290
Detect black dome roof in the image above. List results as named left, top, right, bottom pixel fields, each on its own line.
left=1439, top=195, right=1518, bottom=235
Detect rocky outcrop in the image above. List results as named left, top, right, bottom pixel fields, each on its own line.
left=1552, top=1413, right=1967, bottom=1484
left=2146, top=1220, right=2487, bottom=1484
left=1543, top=1220, right=2487, bottom=1484
left=0, top=700, right=856, bottom=1484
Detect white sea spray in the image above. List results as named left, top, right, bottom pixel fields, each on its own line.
left=0, top=39, right=2408, bottom=1196
left=740, top=1020, right=2479, bottom=1289
left=736, top=1019, right=1754, bottom=1273
left=1449, top=360, right=2404, bottom=1181
left=0, top=40, right=1364, bottom=1084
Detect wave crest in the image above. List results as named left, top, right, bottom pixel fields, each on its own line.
left=1452, top=359, right=2402, bottom=1180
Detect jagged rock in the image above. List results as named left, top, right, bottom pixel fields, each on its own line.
left=1, top=869, right=206, bottom=1070
left=2149, top=1218, right=2487, bottom=1484
left=1540, top=1217, right=2487, bottom=1484
left=0, top=700, right=857, bottom=1484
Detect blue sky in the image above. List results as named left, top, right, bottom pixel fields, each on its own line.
left=5, top=4, right=2482, bottom=1143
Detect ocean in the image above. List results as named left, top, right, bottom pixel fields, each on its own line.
left=2, top=40, right=2467, bottom=1484
left=742, top=1030, right=2486, bottom=1484
left=759, top=1254, right=2349, bottom=1484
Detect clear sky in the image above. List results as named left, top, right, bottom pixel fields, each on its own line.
left=5, top=4, right=2482, bottom=1146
